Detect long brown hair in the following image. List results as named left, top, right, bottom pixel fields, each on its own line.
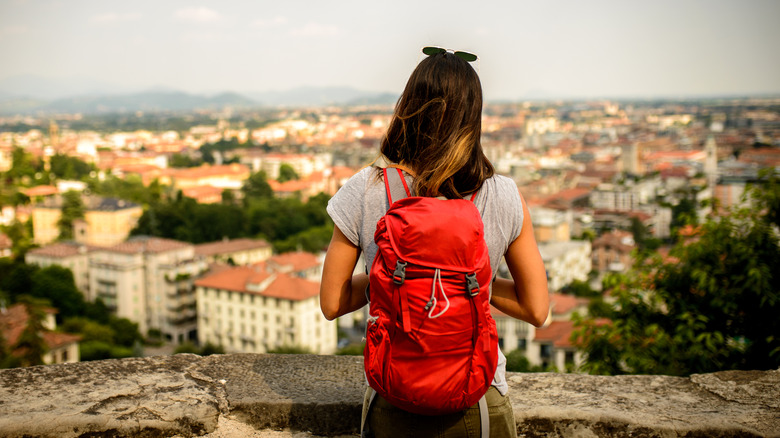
left=380, top=50, right=494, bottom=199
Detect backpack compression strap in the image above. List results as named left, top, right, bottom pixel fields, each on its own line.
left=383, top=167, right=412, bottom=205
left=384, top=167, right=480, bottom=204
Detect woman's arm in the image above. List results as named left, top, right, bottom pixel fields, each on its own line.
left=320, top=225, right=369, bottom=321
left=490, top=194, right=550, bottom=327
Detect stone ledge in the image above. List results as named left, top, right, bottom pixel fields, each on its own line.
left=0, top=354, right=777, bottom=437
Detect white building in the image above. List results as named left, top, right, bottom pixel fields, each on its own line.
left=25, top=242, right=94, bottom=295
left=538, top=240, right=592, bottom=292
left=88, top=236, right=207, bottom=342
left=194, top=238, right=273, bottom=266
left=195, top=263, right=337, bottom=354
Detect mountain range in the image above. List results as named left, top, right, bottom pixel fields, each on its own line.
left=0, top=74, right=398, bottom=115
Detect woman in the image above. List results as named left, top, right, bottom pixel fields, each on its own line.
left=320, top=47, right=549, bottom=437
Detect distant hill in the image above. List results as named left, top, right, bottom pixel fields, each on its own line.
left=41, top=91, right=259, bottom=113
left=0, top=74, right=398, bottom=114
left=246, top=86, right=396, bottom=107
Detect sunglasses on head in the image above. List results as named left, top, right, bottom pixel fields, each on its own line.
left=422, top=46, right=478, bottom=63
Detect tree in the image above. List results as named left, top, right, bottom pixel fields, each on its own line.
left=242, top=170, right=273, bottom=201
left=277, top=163, right=299, bottom=183
left=57, top=191, right=85, bottom=241
left=574, top=175, right=780, bottom=376
left=49, top=153, right=94, bottom=180
left=13, top=296, right=49, bottom=367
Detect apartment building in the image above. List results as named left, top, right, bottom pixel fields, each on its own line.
left=538, top=240, right=592, bottom=292
left=195, top=262, right=337, bottom=354
left=25, top=242, right=94, bottom=295
left=590, top=177, right=659, bottom=212
left=194, top=238, right=273, bottom=266
left=591, top=230, right=635, bottom=273
left=530, top=207, right=571, bottom=244
left=89, top=236, right=207, bottom=342
left=0, top=303, right=81, bottom=365
left=170, top=163, right=250, bottom=191
left=32, top=196, right=143, bottom=247
left=492, top=293, right=589, bottom=371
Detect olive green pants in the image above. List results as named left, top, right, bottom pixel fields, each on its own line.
left=362, top=386, right=517, bottom=438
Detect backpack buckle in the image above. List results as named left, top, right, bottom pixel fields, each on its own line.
left=466, top=273, right=480, bottom=296
left=393, top=260, right=407, bottom=285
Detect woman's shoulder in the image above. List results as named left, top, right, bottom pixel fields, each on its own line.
left=482, top=174, right=521, bottom=198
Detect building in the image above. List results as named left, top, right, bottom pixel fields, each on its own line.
left=195, top=263, right=336, bottom=354
left=170, top=163, right=250, bottom=191
left=0, top=233, right=11, bottom=258
left=591, top=230, right=635, bottom=273
left=538, top=240, right=592, bottom=292
left=194, top=238, right=273, bottom=266
left=263, top=251, right=322, bottom=281
left=88, top=236, right=207, bottom=342
left=530, top=207, right=571, bottom=243
left=0, top=303, right=81, bottom=365
left=25, top=242, right=94, bottom=295
left=31, top=196, right=143, bottom=247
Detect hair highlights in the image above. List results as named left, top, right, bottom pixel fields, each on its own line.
left=380, top=51, right=494, bottom=199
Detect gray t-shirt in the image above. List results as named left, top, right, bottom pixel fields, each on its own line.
left=326, top=166, right=525, bottom=395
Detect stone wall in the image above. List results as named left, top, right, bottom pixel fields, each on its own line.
left=0, top=354, right=778, bottom=437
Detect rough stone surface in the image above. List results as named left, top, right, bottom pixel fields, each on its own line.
left=0, top=354, right=778, bottom=437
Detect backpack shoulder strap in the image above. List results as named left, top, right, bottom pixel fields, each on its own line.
left=383, top=167, right=412, bottom=205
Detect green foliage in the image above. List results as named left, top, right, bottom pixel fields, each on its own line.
left=173, top=341, right=224, bottom=356
left=169, top=153, right=203, bottom=168
left=561, top=279, right=600, bottom=298
left=13, top=296, right=49, bottom=367
left=505, top=349, right=550, bottom=372
left=277, top=163, right=299, bottom=183
left=267, top=345, right=313, bottom=354
left=57, top=190, right=85, bottom=241
left=6, top=146, right=42, bottom=182
left=242, top=170, right=273, bottom=201
left=335, top=343, right=365, bottom=356
left=132, top=180, right=332, bottom=250
left=0, top=219, right=35, bottom=259
left=88, top=175, right=163, bottom=207
left=630, top=217, right=661, bottom=253
left=49, top=153, right=94, bottom=180
left=199, top=342, right=225, bottom=356
left=574, top=176, right=780, bottom=376
left=174, top=342, right=200, bottom=354
left=79, top=341, right=134, bottom=361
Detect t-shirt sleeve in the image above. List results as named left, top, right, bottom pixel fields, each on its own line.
left=495, top=175, right=524, bottom=244
left=326, top=167, right=371, bottom=247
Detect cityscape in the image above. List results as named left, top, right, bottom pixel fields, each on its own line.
left=1, top=0, right=779, bottom=379
left=1, top=94, right=778, bottom=374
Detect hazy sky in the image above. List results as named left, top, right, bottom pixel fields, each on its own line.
left=1, top=0, right=779, bottom=100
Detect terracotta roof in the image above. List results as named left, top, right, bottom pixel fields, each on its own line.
left=0, top=304, right=80, bottom=351
left=173, top=163, right=249, bottom=179
left=181, top=185, right=224, bottom=197
left=549, top=293, right=589, bottom=316
left=0, top=233, right=11, bottom=250
left=23, top=185, right=59, bottom=197
left=534, top=320, right=576, bottom=348
left=269, top=179, right=313, bottom=193
left=195, top=238, right=271, bottom=257
left=592, top=230, right=635, bottom=252
left=26, top=242, right=94, bottom=258
left=101, top=236, right=191, bottom=255
left=43, top=331, right=82, bottom=349
left=195, top=265, right=319, bottom=301
left=267, top=251, right=320, bottom=272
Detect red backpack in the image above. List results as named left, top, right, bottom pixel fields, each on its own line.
left=364, top=167, right=498, bottom=416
